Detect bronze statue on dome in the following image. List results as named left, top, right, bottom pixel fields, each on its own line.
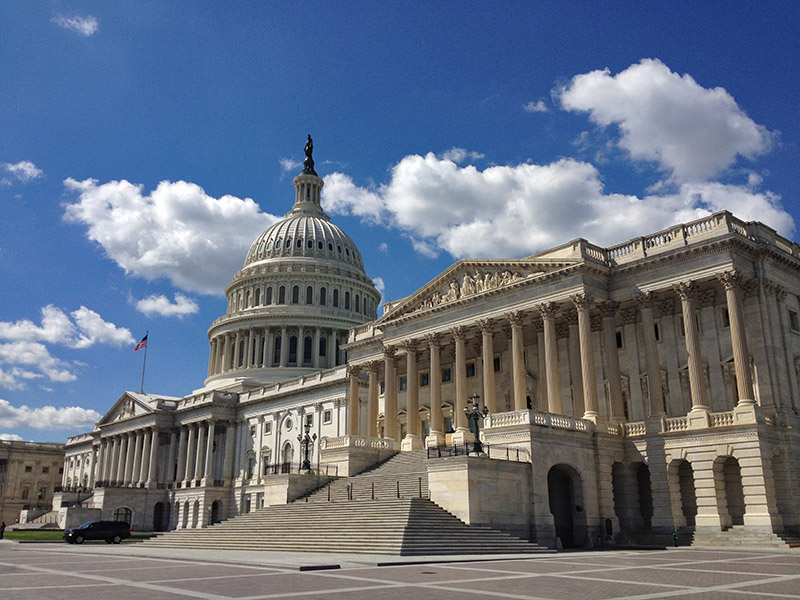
left=302, top=134, right=317, bottom=175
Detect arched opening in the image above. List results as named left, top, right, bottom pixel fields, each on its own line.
left=273, top=336, right=282, bottom=364
left=292, top=286, right=299, bottom=304
left=278, top=286, right=286, bottom=304
left=289, top=336, right=298, bottom=365
left=320, top=287, right=327, bottom=306
left=153, top=502, right=170, bottom=532
left=718, top=456, right=745, bottom=527
left=306, top=286, right=313, bottom=304
left=547, top=464, right=585, bottom=548
left=319, top=337, right=327, bottom=358
left=254, top=288, right=261, bottom=305
left=265, top=287, right=273, bottom=305
left=210, top=500, right=221, bottom=525
left=191, top=500, right=200, bottom=529
left=303, top=336, right=313, bottom=364
left=281, top=442, right=294, bottom=473
left=345, top=291, right=351, bottom=310
left=355, top=294, right=360, bottom=312
left=181, top=501, right=190, bottom=529
left=637, top=463, right=654, bottom=530
left=333, top=289, right=339, bottom=307
left=678, top=460, right=697, bottom=527
left=114, top=506, right=133, bottom=524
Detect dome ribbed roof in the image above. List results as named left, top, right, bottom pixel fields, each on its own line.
left=244, top=213, right=365, bottom=270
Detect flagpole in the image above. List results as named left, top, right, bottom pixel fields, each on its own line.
left=140, top=330, right=148, bottom=394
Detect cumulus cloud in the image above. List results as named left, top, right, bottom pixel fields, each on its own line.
left=279, top=158, right=303, bottom=173
left=439, top=148, right=485, bottom=163
left=377, top=242, right=388, bottom=253
left=323, top=152, right=793, bottom=259
left=136, top=293, right=199, bottom=318
left=558, top=58, right=774, bottom=181
left=0, top=433, right=23, bottom=441
left=524, top=100, right=549, bottom=113
left=0, top=398, right=100, bottom=430
left=52, top=14, right=99, bottom=36
left=3, top=161, right=43, bottom=183
left=0, top=306, right=134, bottom=389
left=63, top=178, right=280, bottom=294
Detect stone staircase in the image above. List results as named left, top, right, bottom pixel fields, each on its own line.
left=142, top=450, right=547, bottom=555
left=303, top=449, right=429, bottom=502
left=693, top=526, right=800, bottom=549
left=141, top=497, right=546, bottom=554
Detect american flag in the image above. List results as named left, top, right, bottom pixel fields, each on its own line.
left=134, top=334, right=148, bottom=352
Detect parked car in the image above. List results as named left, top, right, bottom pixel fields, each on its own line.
left=63, top=521, right=131, bottom=544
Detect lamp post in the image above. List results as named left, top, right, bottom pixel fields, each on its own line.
left=464, top=393, right=489, bottom=456
left=297, top=422, right=317, bottom=473
left=36, top=488, right=43, bottom=510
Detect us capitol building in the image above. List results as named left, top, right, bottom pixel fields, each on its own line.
left=54, top=140, right=800, bottom=550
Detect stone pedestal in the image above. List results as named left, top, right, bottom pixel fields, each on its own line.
left=686, top=406, right=711, bottom=430
left=424, top=432, right=445, bottom=448
left=262, top=473, right=332, bottom=506
left=319, top=435, right=395, bottom=477
left=400, top=434, right=424, bottom=451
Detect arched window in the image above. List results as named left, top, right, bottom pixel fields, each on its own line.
left=278, top=286, right=286, bottom=304
left=319, top=337, right=327, bottom=357
left=337, top=245, right=342, bottom=253
left=328, top=242, right=333, bottom=251
left=320, top=287, right=327, bottom=305
left=273, top=336, right=281, bottom=364
left=355, top=294, right=360, bottom=312
left=307, top=239, right=313, bottom=248
left=285, top=238, right=292, bottom=248
left=245, top=291, right=250, bottom=307
left=344, top=291, right=350, bottom=310
left=303, top=336, right=312, bottom=363
left=254, top=288, right=261, bottom=306
left=114, top=506, right=133, bottom=524
left=281, top=442, right=293, bottom=472
left=306, top=286, right=313, bottom=304
left=239, top=341, right=246, bottom=367
left=333, top=289, right=339, bottom=308
left=296, top=238, right=302, bottom=248
left=265, top=287, right=273, bottom=305
left=289, top=336, right=298, bottom=365
left=291, top=286, right=299, bottom=304
left=318, top=241, right=323, bottom=249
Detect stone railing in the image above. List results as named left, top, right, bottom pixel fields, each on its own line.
left=710, top=411, right=735, bottom=428
left=663, top=416, right=688, bottom=432
left=319, top=435, right=394, bottom=451
left=486, top=410, right=590, bottom=433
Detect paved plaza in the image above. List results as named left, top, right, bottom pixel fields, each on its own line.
left=0, top=541, right=798, bottom=600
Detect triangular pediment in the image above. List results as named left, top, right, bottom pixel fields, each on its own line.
left=378, top=258, right=577, bottom=323
left=97, top=391, right=157, bottom=425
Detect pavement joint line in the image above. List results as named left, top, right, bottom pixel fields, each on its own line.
left=725, top=588, right=800, bottom=599
left=81, top=563, right=281, bottom=574
left=1, top=582, right=112, bottom=591
left=147, top=570, right=291, bottom=583
left=235, top=583, right=408, bottom=600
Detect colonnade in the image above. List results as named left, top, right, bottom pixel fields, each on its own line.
left=208, top=326, right=348, bottom=376
left=346, top=270, right=758, bottom=445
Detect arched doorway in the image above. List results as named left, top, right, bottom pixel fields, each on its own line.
left=210, top=500, right=221, bottom=524
left=718, top=456, right=745, bottom=527
left=191, top=500, right=200, bottom=528
left=153, top=502, right=170, bottom=531
left=677, top=460, right=697, bottom=527
left=114, top=506, right=133, bottom=525
left=637, top=463, right=654, bottom=530
left=281, top=442, right=294, bottom=473
left=548, top=465, right=584, bottom=548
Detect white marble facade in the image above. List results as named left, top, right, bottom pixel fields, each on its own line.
left=62, top=154, right=800, bottom=545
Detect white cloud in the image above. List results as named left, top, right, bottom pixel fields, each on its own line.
left=558, top=58, right=774, bottom=181
left=0, top=398, right=100, bottom=430
left=52, top=14, right=99, bottom=36
left=0, top=341, right=77, bottom=386
left=524, top=100, right=549, bottom=113
left=439, top=148, right=485, bottom=163
left=0, top=433, right=23, bottom=441
left=0, top=305, right=134, bottom=349
left=136, top=293, right=199, bottom=318
left=3, top=161, right=43, bottom=183
left=377, top=242, right=388, bottom=253
left=279, top=158, right=303, bottom=173
left=322, top=151, right=794, bottom=260
left=63, top=178, right=280, bottom=294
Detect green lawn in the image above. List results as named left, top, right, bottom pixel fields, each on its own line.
left=4, top=530, right=64, bottom=541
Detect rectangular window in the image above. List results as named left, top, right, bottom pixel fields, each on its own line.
left=615, top=330, right=624, bottom=349
left=466, top=361, right=476, bottom=377
left=21, top=487, right=29, bottom=499
left=264, top=422, right=272, bottom=435
left=323, top=409, right=332, bottom=424
left=306, top=414, right=313, bottom=427
left=721, top=307, right=730, bottom=328
left=419, top=371, right=429, bottom=387
left=25, top=465, right=32, bottom=473
left=399, top=376, right=407, bottom=391
left=654, top=321, right=661, bottom=342
left=42, top=466, right=49, bottom=474
left=380, top=380, right=385, bottom=394
left=493, top=356, right=501, bottom=372
left=441, top=367, right=452, bottom=382
left=790, top=309, right=800, bottom=332
left=250, top=425, right=256, bottom=437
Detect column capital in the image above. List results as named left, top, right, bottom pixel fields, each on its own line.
left=621, top=308, right=638, bottom=325
left=636, top=290, right=654, bottom=309
left=381, top=343, right=396, bottom=358
left=367, top=360, right=381, bottom=373
left=507, top=310, right=525, bottom=326
left=450, top=325, right=466, bottom=340
left=347, top=364, right=362, bottom=376
left=598, top=300, right=619, bottom=318
left=571, top=292, right=594, bottom=311
left=673, top=280, right=697, bottom=300
left=401, top=339, right=418, bottom=354
left=564, top=310, right=578, bottom=327
left=476, top=318, right=494, bottom=334
left=716, top=269, right=743, bottom=290
left=425, top=332, right=441, bottom=347
left=537, top=302, right=557, bottom=319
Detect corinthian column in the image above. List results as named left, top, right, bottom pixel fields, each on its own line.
left=451, top=326, right=470, bottom=444
left=539, top=303, right=562, bottom=414
left=717, top=270, right=754, bottom=405
left=425, top=334, right=444, bottom=447
left=383, top=345, right=398, bottom=442
left=367, top=361, right=380, bottom=437
left=401, top=341, right=423, bottom=450
left=572, top=293, right=599, bottom=421
left=508, top=311, right=527, bottom=411
left=674, top=281, right=711, bottom=428
left=637, top=292, right=665, bottom=417
left=478, top=320, right=497, bottom=413
left=600, top=301, right=625, bottom=422
left=347, top=365, right=361, bottom=436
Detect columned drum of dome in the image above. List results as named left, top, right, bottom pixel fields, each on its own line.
left=205, top=139, right=381, bottom=388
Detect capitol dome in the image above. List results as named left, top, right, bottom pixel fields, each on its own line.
left=204, top=138, right=381, bottom=388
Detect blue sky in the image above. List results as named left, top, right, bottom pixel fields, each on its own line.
left=1, top=2, right=798, bottom=442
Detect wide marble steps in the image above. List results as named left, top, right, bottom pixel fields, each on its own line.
left=141, top=497, right=547, bottom=554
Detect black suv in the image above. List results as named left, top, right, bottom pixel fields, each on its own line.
left=63, top=520, right=131, bottom=544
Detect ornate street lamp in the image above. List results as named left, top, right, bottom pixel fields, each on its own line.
left=36, top=488, right=43, bottom=510
left=297, top=422, right=317, bottom=472
left=464, top=393, right=489, bottom=456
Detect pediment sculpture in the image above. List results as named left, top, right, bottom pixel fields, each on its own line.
left=418, top=270, right=524, bottom=311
